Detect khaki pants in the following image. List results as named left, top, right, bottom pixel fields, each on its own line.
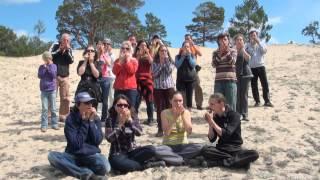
left=57, top=76, right=70, bottom=120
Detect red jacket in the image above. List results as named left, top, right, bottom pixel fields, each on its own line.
left=112, top=57, right=138, bottom=90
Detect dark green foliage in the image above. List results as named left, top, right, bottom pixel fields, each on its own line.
left=0, top=25, right=52, bottom=57
left=228, top=0, right=272, bottom=42
left=144, top=12, right=167, bottom=42
left=302, top=21, right=320, bottom=44
left=56, top=0, right=145, bottom=48
left=185, top=1, right=224, bottom=46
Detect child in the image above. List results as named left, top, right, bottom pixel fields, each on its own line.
left=38, top=51, right=59, bottom=132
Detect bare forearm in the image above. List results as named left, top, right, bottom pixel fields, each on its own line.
left=89, top=63, right=100, bottom=78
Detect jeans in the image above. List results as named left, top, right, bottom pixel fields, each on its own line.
left=98, top=77, right=112, bottom=121
left=109, top=145, right=156, bottom=173
left=57, top=76, right=71, bottom=119
left=251, top=66, right=271, bottom=103
left=135, top=95, right=154, bottom=122
left=176, top=80, right=194, bottom=108
left=48, top=151, right=110, bottom=179
left=108, top=79, right=115, bottom=107
left=114, top=89, right=138, bottom=111
left=41, top=90, right=58, bottom=128
left=236, top=77, right=251, bottom=118
left=214, top=81, right=237, bottom=111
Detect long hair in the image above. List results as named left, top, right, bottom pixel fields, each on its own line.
left=154, top=44, right=173, bottom=64
left=108, top=94, right=136, bottom=121
left=82, top=45, right=98, bottom=61
left=133, top=40, right=150, bottom=58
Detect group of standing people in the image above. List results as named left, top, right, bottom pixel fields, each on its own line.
left=37, top=30, right=273, bottom=179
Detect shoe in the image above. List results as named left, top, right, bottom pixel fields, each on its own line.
left=155, top=131, right=163, bottom=137
left=145, top=160, right=166, bottom=168
left=242, top=115, right=249, bottom=121
left=90, top=174, right=107, bottom=180
left=52, top=126, right=60, bottom=130
left=254, top=102, right=261, bottom=107
left=264, top=102, right=274, bottom=107
left=196, top=106, right=203, bottom=110
left=40, top=127, right=47, bottom=132
left=143, top=120, right=153, bottom=126
left=186, top=159, right=202, bottom=167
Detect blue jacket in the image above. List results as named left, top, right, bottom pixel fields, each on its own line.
left=64, top=110, right=103, bottom=156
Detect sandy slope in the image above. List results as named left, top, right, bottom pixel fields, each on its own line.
left=0, top=44, right=319, bottom=180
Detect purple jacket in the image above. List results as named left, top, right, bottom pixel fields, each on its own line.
left=38, top=64, right=57, bottom=91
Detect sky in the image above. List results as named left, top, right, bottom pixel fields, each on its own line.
left=0, top=0, right=319, bottom=48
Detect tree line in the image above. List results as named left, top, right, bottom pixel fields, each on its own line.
left=1, top=0, right=319, bottom=57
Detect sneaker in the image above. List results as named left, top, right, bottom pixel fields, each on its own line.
left=155, top=131, right=163, bottom=137
left=52, top=126, right=60, bottom=130
left=254, top=102, right=261, bottom=107
left=145, top=160, right=166, bottom=169
left=41, top=127, right=47, bottom=132
left=143, top=120, right=153, bottom=126
left=264, top=102, right=274, bottom=107
left=196, top=106, right=203, bottom=110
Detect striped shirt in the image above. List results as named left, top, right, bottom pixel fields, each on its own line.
left=152, top=59, right=175, bottom=89
left=212, top=48, right=237, bottom=82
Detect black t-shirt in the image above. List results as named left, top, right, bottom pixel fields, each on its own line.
left=77, top=60, right=102, bottom=82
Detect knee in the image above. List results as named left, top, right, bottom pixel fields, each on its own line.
left=48, top=151, right=60, bottom=164
left=144, top=145, right=156, bottom=156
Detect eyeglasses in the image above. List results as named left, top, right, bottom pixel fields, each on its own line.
left=87, top=49, right=95, bottom=53
left=84, top=101, right=93, bottom=105
left=121, top=47, right=130, bottom=51
left=116, top=103, right=129, bottom=108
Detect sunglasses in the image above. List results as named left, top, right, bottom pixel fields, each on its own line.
left=121, top=47, right=130, bottom=51
left=87, top=49, right=95, bottom=53
left=84, top=101, right=93, bottom=105
left=116, top=103, right=129, bottom=108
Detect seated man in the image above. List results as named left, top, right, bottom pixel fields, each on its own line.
left=48, top=92, right=110, bottom=179
left=202, top=93, right=259, bottom=169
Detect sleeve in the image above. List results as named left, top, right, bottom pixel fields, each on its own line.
left=87, top=116, right=103, bottom=146
left=228, top=49, right=237, bottom=65
left=95, top=61, right=102, bottom=78
left=38, top=65, right=46, bottom=79
left=131, top=116, right=142, bottom=136
left=47, top=64, right=57, bottom=79
left=163, top=60, right=175, bottom=74
left=220, top=112, right=241, bottom=139
left=64, top=115, right=90, bottom=151
left=175, top=55, right=184, bottom=68
left=258, top=43, right=267, bottom=55
left=152, top=63, right=163, bottom=78
left=187, top=55, right=196, bottom=68
left=65, top=48, right=74, bottom=64
left=208, top=128, right=218, bottom=143
left=112, top=59, right=122, bottom=76
left=123, top=58, right=138, bottom=75
left=211, top=51, right=219, bottom=68
left=105, top=117, right=118, bottom=143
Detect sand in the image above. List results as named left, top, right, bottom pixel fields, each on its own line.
left=0, top=44, right=319, bottom=180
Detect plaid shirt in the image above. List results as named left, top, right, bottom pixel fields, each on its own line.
left=105, top=116, right=142, bottom=155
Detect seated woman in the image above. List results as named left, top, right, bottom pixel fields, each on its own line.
left=156, top=91, right=203, bottom=165
left=105, top=94, right=164, bottom=174
left=75, top=45, right=102, bottom=108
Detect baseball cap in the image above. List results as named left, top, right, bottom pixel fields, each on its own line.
left=74, top=92, right=96, bottom=103
left=103, top=38, right=112, bottom=45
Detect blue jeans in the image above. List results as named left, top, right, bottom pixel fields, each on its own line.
left=41, top=90, right=58, bottom=128
left=48, top=151, right=110, bottom=179
left=214, top=81, right=237, bottom=111
left=114, top=89, right=138, bottom=111
left=98, top=77, right=112, bottom=121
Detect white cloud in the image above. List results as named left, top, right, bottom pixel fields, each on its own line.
left=269, top=16, right=282, bottom=26
left=0, top=0, right=40, bottom=4
left=14, top=29, right=29, bottom=37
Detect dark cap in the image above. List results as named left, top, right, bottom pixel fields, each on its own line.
left=152, top=34, right=160, bottom=40
left=74, top=92, right=96, bottom=103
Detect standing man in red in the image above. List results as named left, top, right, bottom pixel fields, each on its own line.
left=50, top=33, right=74, bottom=122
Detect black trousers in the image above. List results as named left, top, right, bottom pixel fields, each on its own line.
left=237, top=77, right=251, bottom=117
left=201, top=145, right=259, bottom=168
left=176, top=80, right=194, bottom=108
left=109, top=145, right=155, bottom=173
left=251, top=66, right=271, bottom=103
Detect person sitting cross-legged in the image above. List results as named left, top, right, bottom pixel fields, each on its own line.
left=48, top=92, right=110, bottom=180
left=201, top=93, right=259, bottom=169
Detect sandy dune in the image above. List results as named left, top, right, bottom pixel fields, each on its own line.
left=0, top=44, right=319, bottom=179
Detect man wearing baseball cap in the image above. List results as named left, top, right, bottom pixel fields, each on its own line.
left=48, top=92, right=110, bottom=179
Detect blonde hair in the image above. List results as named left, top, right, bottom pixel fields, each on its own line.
left=121, top=41, right=134, bottom=54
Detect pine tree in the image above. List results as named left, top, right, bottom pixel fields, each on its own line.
left=302, top=21, right=320, bottom=44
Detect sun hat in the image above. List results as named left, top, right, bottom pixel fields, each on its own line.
left=74, top=92, right=96, bottom=103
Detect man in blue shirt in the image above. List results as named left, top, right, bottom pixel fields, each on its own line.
left=48, top=92, right=110, bottom=180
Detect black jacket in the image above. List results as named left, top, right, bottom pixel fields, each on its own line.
left=50, top=42, right=74, bottom=77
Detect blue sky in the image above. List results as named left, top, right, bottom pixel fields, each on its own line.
left=0, top=0, right=319, bottom=47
